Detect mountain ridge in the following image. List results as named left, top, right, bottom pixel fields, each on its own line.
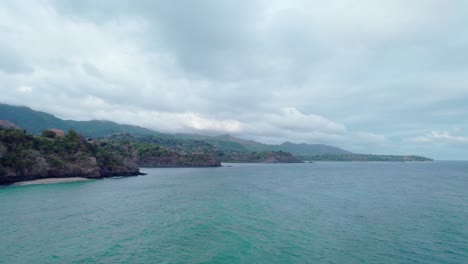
left=0, top=103, right=158, bottom=137
left=0, top=103, right=352, bottom=156
left=188, top=133, right=351, bottom=156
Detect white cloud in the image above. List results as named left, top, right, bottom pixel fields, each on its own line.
left=16, top=85, right=33, bottom=94
left=355, top=132, right=388, bottom=144
left=87, top=107, right=346, bottom=143
left=267, top=107, right=346, bottom=134
left=407, top=131, right=468, bottom=144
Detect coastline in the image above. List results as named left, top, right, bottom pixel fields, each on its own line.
left=12, top=177, right=91, bottom=186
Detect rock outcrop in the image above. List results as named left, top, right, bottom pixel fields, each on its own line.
left=0, top=120, right=19, bottom=130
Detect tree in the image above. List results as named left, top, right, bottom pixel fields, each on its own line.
left=42, top=130, right=56, bottom=139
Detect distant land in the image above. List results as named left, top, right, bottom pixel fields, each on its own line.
left=0, top=103, right=433, bottom=163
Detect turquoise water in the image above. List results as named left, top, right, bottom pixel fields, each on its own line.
left=1, top=162, right=467, bottom=263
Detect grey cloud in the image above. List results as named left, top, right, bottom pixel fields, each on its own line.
left=0, top=47, right=34, bottom=74
left=54, top=0, right=264, bottom=80
left=81, top=63, right=103, bottom=78
left=407, top=131, right=468, bottom=144
left=53, top=0, right=332, bottom=83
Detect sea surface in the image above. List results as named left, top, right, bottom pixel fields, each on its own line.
left=1, top=162, right=467, bottom=263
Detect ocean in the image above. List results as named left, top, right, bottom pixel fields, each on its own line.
left=1, top=162, right=467, bottom=263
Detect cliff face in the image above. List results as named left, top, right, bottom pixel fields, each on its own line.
left=0, top=128, right=142, bottom=185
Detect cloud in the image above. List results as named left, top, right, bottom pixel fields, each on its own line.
left=0, top=0, right=467, bottom=159
left=0, top=46, right=34, bottom=74
left=234, top=107, right=347, bottom=144
left=407, top=131, right=468, bottom=144
left=57, top=105, right=347, bottom=145
left=354, top=132, right=388, bottom=144
left=16, top=86, right=33, bottom=94
left=266, top=107, right=346, bottom=134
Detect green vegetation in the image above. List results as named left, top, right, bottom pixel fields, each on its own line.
left=99, top=139, right=221, bottom=168
left=175, top=133, right=351, bottom=156
left=201, top=138, right=248, bottom=152
left=103, top=133, right=301, bottom=163
left=41, top=130, right=57, bottom=139
left=137, top=135, right=218, bottom=154
left=0, top=128, right=112, bottom=184
left=221, top=151, right=303, bottom=163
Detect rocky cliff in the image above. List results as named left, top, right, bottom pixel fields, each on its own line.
left=0, top=127, right=224, bottom=185
left=0, top=128, right=142, bottom=185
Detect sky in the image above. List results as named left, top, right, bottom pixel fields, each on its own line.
left=1, top=0, right=468, bottom=160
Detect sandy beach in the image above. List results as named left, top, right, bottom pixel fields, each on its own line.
left=13, top=177, right=91, bottom=186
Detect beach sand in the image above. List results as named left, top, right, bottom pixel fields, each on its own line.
left=13, top=177, right=91, bottom=186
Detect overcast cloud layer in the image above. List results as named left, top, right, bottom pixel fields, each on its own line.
left=1, top=0, right=468, bottom=159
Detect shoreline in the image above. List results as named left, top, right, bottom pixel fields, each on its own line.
left=12, top=177, right=91, bottom=186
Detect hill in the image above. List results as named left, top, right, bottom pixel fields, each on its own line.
left=221, top=151, right=303, bottom=163
left=0, top=103, right=157, bottom=137
left=174, top=134, right=432, bottom=162
left=276, top=141, right=351, bottom=156
left=180, top=133, right=351, bottom=156
left=175, top=134, right=248, bottom=152
left=213, top=134, right=271, bottom=151
left=102, top=133, right=300, bottom=163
